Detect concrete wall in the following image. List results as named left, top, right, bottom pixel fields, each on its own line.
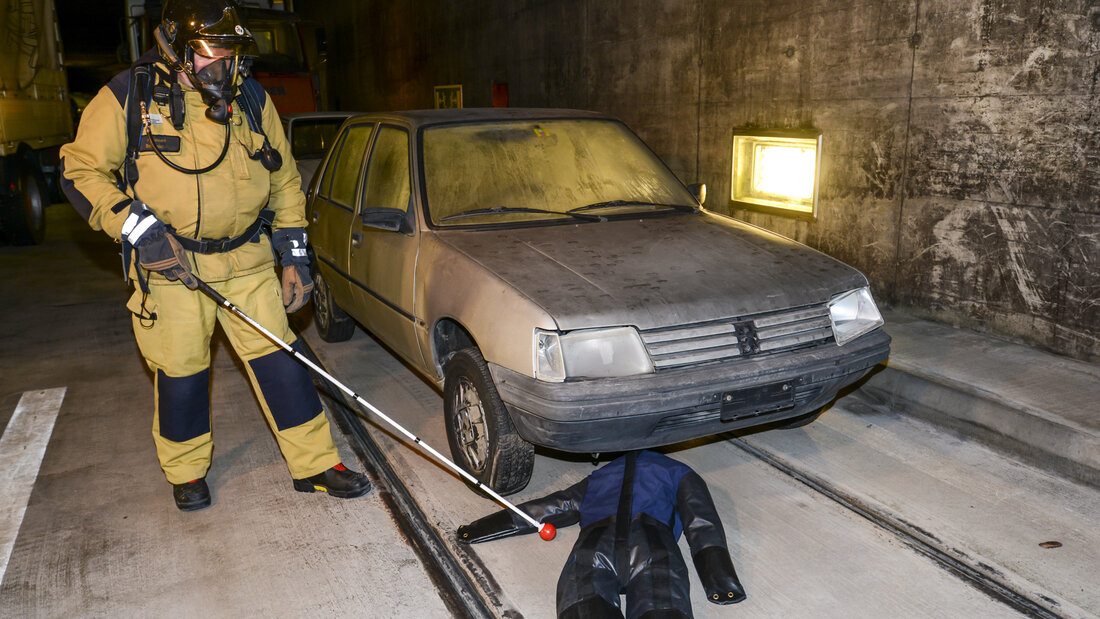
left=298, top=0, right=1099, bottom=361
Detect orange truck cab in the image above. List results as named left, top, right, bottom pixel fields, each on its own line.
left=238, top=7, right=317, bottom=114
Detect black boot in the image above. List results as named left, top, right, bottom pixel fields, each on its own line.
left=172, top=478, right=211, bottom=511
left=293, top=463, right=371, bottom=498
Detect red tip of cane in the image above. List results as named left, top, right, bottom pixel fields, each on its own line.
left=539, top=523, right=556, bottom=541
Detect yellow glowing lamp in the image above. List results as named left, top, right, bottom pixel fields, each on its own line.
left=731, top=129, right=821, bottom=218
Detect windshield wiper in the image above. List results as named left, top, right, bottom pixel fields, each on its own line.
left=439, top=206, right=603, bottom=222
left=568, top=200, right=696, bottom=214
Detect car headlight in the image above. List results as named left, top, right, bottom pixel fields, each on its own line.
left=828, top=287, right=884, bottom=346
left=534, top=327, right=655, bottom=382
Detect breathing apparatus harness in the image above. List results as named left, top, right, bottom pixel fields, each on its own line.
left=119, top=55, right=278, bottom=298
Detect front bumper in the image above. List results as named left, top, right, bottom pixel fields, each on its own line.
left=489, top=328, right=890, bottom=452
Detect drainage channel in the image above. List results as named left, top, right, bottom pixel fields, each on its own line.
left=730, top=438, right=1065, bottom=619
left=294, top=338, right=505, bottom=619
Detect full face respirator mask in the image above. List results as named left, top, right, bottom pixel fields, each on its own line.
left=156, top=24, right=250, bottom=124
left=191, top=53, right=241, bottom=123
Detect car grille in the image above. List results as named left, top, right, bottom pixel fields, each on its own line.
left=639, top=304, right=834, bottom=370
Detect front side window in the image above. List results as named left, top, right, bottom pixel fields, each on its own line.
left=422, top=119, right=695, bottom=227
left=361, top=126, right=411, bottom=213
left=324, top=124, right=373, bottom=207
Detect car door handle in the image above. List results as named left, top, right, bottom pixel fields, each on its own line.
left=351, top=232, right=362, bottom=248
left=311, top=211, right=320, bottom=223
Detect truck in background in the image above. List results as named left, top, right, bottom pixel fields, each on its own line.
left=0, top=0, right=74, bottom=245
left=125, top=0, right=318, bottom=114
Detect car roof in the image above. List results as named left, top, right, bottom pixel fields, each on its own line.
left=341, top=108, right=613, bottom=130
left=281, top=111, right=359, bottom=121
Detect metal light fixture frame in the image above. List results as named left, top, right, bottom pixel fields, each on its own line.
left=730, top=127, right=822, bottom=220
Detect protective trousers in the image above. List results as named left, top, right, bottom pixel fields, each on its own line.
left=128, top=268, right=340, bottom=484
left=557, top=514, right=691, bottom=619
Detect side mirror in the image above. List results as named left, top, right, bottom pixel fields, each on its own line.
left=687, top=183, right=707, bottom=206
left=361, top=207, right=410, bottom=233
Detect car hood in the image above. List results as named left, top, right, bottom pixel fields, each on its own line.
left=434, top=211, right=869, bottom=331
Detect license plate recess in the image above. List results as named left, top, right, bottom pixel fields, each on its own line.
left=720, top=381, right=795, bottom=421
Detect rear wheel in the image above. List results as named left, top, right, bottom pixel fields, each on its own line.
left=444, top=348, right=534, bottom=495
left=5, top=166, right=46, bottom=245
left=311, top=269, right=355, bottom=342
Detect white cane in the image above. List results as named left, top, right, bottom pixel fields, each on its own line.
left=194, top=277, right=557, bottom=541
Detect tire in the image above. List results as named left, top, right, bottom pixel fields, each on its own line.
left=5, top=166, right=46, bottom=245
left=444, top=348, right=534, bottom=495
left=311, top=268, right=355, bottom=342
left=775, top=407, right=823, bottom=429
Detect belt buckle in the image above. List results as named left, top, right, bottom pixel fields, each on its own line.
left=202, top=237, right=229, bottom=253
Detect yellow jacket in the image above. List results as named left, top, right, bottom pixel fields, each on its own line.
left=60, top=61, right=304, bottom=283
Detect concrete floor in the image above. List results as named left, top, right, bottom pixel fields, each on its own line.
left=0, top=206, right=451, bottom=617
left=2, top=205, right=1098, bottom=617
left=311, top=317, right=1099, bottom=618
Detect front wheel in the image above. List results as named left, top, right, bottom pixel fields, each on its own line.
left=4, top=166, right=46, bottom=245
left=311, top=269, right=355, bottom=342
left=444, top=348, right=534, bottom=495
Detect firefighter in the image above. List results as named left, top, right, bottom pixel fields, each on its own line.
left=59, top=0, right=370, bottom=511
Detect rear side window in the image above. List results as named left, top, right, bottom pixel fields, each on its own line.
left=361, top=126, right=411, bottom=213
left=320, top=124, right=373, bottom=207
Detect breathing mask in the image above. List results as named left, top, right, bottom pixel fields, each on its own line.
left=191, top=52, right=243, bottom=123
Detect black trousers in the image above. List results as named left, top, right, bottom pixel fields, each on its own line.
left=556, top=515, right=692, bottom=619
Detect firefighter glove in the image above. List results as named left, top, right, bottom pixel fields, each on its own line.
left=122, top=200, right=198, bottom=290
left=281, top=264, right=313, bottom=313
left=272, top=227, right=310, bottom=266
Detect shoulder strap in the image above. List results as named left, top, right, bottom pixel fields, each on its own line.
left=235, top=78, right=282, bottom=172
left=235, top=77, right=267, bottom=134
left=124, top=65, right=154, bottom=193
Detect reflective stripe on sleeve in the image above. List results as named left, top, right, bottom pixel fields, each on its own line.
left=126, top=215, right=158, bottom=244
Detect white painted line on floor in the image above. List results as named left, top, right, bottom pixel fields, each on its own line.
left=0, top=387, right=66, bottom=583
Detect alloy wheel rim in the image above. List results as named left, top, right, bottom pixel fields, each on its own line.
left=452, top=376, right=488, bottom=473
left=314, top=274, right=331, bottom=330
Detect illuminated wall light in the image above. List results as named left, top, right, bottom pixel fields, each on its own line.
left=731, top=129, right=822, bottom=218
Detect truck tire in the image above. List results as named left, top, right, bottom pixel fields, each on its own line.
left=444, top=348, right=534, bottom=495
left=5, top=166, right=46, bottom=245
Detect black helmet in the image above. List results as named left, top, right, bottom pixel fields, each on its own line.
left=158, top=0, right=259, bottom=68
left=155, top=0, right=259, bottom=122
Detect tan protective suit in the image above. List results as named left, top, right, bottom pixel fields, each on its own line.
left=60, top=59, right=341, bottom=484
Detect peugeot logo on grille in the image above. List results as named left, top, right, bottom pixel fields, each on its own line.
left=733, top=321, right=760, bottom=355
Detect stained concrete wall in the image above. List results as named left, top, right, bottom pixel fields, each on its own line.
left=298, top=0, right=1099, bottom=361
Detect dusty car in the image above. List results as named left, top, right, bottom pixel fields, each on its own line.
left=281, top=112, right=354, bottom=194
left=306, top=109, right=890, bottom=494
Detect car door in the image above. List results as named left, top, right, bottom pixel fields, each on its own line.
left=347, top=124, right=423, bottom=367
left=307, top=122, right=375, bottom=305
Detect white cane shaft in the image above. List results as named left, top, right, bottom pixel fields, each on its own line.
left=217, top=296, right=540, bottom=529
left=349, top=393, right=539, bottom=528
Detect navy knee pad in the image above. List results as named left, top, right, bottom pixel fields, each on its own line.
left=247, top=342, right=322, bottom=430
left=157, top=368, right=211, bottom=442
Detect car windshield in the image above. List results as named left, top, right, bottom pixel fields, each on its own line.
left=247, top=19, right=308, bottom=73
left=290, top=118, right=345, bottom=159
left=423, top=119, right=696, bottom=226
